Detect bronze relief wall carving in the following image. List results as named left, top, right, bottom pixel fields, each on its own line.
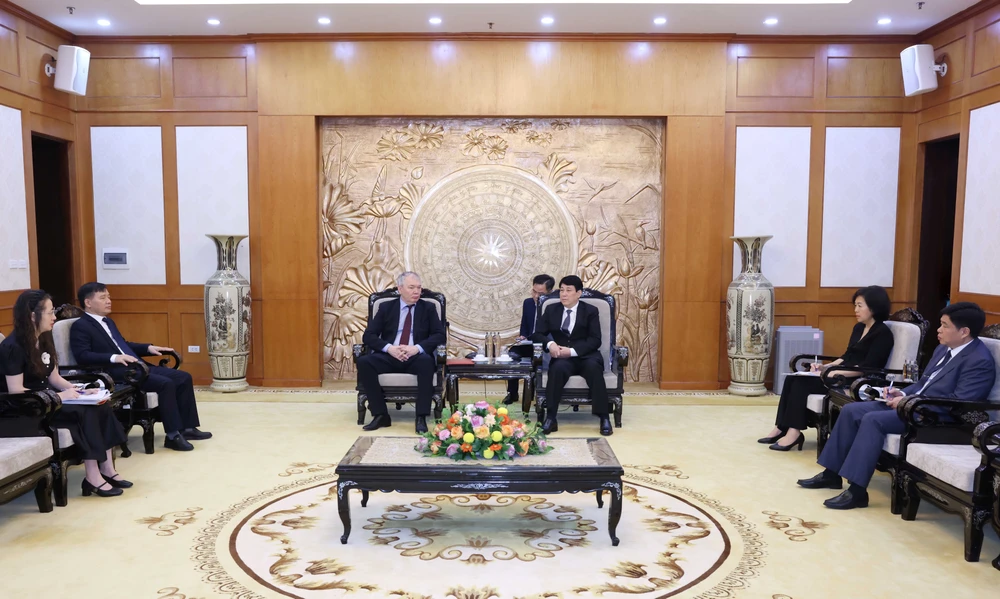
left=320, top=118, right=662, bottom=381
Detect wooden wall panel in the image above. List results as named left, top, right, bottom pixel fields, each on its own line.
left=0, top=23, right=17, bottom=76
left=736, top=57, right=814, bottom=97
left=172, top=57, right=247, bottom=98
left=972, top=17, right=1000, bottom=75
left=826, top=57, right=904, bottom=98
left=88, top=57, right=161, bottom=97
left=24, top=36, right=54, bottom=86
left=180, top=311, right=208, bottom=367
left=112, top=311, right=170, bottom=348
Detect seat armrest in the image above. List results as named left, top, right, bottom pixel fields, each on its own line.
left=435, top=345, right=447, bottom=366
left=972, top=421, right=1000, bottom=462
left=898, top=395, right=999, bottom=429
left=145, top=349, right=181, bottom=370
left=0, top=390, right=61, bottom=419
left=789, top=353, right=840, bottom=372
left=613, top=345, right=629, bottom=369
left=352, top=343, right=367, bottom=364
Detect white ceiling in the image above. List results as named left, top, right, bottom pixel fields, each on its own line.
left=12, top=0, right=979, bottom=37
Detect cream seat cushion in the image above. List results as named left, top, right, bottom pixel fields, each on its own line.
left=806, top=394, right=825, bottom=414
left=883, top=434, right=901, bottom=456
left=377, top=373, right=438, bottom=387
left=55, top=428, right=75, bottom=450
left=540, top=372, right=619, bottom=390
left=0, top=437, right=53, bottom=480
left=905, top=443, right=987, bottom=493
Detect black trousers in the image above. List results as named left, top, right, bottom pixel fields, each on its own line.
left=546, top=354, right=608, bottom=416
left=137, top=366, right=201, bottom=434
left=774, top=375, right=828, bottom=430
left=357, top=351, right=435, bottom=417
left=51, top=403, right=127, bottom=462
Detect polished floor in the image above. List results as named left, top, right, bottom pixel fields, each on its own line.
left=0, top=389, right=996, bottom=598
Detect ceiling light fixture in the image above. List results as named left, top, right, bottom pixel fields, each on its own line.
left=653, top=17, right=667, bottom=26
left=541, top=16, right=555, bottom=26
left=429, top=17, right=442, bottom=25
left=763, top=18, right=778, bottom=26
left=207, top=18, right=221, bottom=26
left=97, top=19, right=111, bottom=27
left=877, top=17, right=892, bottom=25
left=318, top=17, right=331, bottom=25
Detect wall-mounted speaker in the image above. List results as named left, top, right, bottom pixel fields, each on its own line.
left=47, top=45, right=91, bottom=96
left=900, top=44, right=947, bottom=97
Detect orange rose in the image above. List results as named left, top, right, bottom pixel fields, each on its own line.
left=489, top=443, right=502, bottom=451
left=433, top=424, right=444, bottom=434
left=501, top=425, right=513, bottom=437
left=461, top=443, right=473, bottom=453
left=511, top=420, right=522, bottom=428
left=431, top=441, right=441, bottom=454
left=501, top=415, right=511, bottom=425
left=487, top=405, right=497, bottom=415
left=451, top=426, right=463, bottom=439
left=519, top=440, right=531, bottom=453
left=474, top=426, right=490, bottom=439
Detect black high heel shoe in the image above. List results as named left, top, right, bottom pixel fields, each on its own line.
left=757, top=430, right=786, bottom=444
left=102, top=474, right=133, bottom=489
left=769, top=432, right=805, bottom=452
left=82, top=478, right=123, bottom=497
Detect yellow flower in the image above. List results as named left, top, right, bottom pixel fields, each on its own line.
left=463, top=432, right=475, bottom=444
left=491, top=431, right=503, bottom=442
left=497, top=407, right=508, bottom=416
left=483, top=449, right=495, bottom=459
left=474, top=426, right=490, bottom=440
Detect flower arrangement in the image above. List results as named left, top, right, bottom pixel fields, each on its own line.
left=414, top=401, right=553, bottom=461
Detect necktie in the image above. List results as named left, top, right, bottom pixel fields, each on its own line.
left=532, top=298, right=542, bottom=334
left=400, top=305, right=413, bottom=345
left=931, top=350, right=953, bottom=375
left=561, top=309, right=572, bottom=335
left=916, top=350, right=953, bottom=395
left=104, top=318, right=138, bottom=358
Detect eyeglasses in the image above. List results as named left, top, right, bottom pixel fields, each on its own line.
left=40, top=310, right=55, bottom=316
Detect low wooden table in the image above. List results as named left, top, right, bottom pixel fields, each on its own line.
left=335, top=436, right=624, bottom=545
left=445, top=358, right=538, bottom=415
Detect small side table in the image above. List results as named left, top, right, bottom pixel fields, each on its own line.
left=445, top=355, right=540, bottom=415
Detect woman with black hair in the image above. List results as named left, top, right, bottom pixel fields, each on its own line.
left=759, top=285, right=895, bottom=451
left=0, top=289, right=130, bottom=497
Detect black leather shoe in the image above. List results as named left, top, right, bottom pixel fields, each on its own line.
left=502, top=393, right=519, bottom=406
left=769, top=432, right=805, bottom=452
left=758, top=430, right=786, bottom=444
left=164, top=435, right=194, bottom=451
left=541, top=418, right=558, bottom=434
left=82, top=479, right=123, bottom=497
left=362, top=414, right=392, bottom=431
left=599, top=416, right=613, bottom=436
left=796, top=471, right=843, bottom=490
left=102, top=474, right=133, bottom=489
left=183, top=428, right=212, bottom=440
left=415, top=416, right=428, bottom=434
left=823, top=489, right=869, bottom=510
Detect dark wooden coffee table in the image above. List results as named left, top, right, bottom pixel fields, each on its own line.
left=335, top=435, right=624, bottom=545
left=445, top=355, right=540, bottom=415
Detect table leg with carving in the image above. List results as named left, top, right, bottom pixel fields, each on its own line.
left=596, top=489, right=604, bottom=508
left=338, top=481, right=354, bottom=544
left=523, top=375, right=534, bottom=419
left=608, top=482, right=622, bottom=546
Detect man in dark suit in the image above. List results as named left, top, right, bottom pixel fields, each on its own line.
left=70, top=282, right=211, bottom=452
left=358, top=271, right=446, bottom=433
left=531, top=275, right=612, bottom=436
left=798, top=302, right=997, bottom=509
left=503, top=274, right=555, bottom=406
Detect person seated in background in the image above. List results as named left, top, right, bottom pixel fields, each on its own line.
left=531, top=275, right=612, bottom=436
left=1, top=290, right=131, bottom=497
left=502, top=273, right=555, bottom=406
left=70, top=282, right=211, bottom=452
left=797, top=302, right=996, bottom=510
left=357, top=271, right=447, bottom=433
left=760, top=285, right=895, bottom=451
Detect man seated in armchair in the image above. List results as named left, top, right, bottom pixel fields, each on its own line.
left=69, top=282, right=211, bottom=452
left=503, top=273, right=555, bottom=406
left=797, top=302, right=997, bottom=509
left=531, top=275, right=613, bottom=437
left=357, top=271, right=446, bottom=434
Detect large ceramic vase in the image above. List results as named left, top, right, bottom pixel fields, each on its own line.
left=205, top=234, right=251, bottom=392
left=726, top=235, right=775, bottom=396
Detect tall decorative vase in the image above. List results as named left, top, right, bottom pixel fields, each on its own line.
left=726, top=235, right=775, bottom=396
left=205, top=234, right=251, bottom=392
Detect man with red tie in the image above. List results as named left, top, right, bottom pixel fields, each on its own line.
left=357, top=271, right=446, bottom=433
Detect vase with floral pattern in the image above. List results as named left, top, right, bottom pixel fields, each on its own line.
left=205, top=234, right=251, bottom=392
left=726, top=235, right=774, bottom=396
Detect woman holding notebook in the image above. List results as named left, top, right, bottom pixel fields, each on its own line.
left=0, top=289, right=130, bottom=497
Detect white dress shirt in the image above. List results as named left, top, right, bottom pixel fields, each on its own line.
left=548, top=302, right=580, bottom=358
left=382, top=301, right=424, bottom=354
left=86, top=312, right=126, bottom=363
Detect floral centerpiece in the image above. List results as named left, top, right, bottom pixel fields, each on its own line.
left=415, top=401, right=553, bottom=461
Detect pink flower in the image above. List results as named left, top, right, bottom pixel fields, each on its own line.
left=514, top=429, right=525, bottom=439
left=474, top=401, right=489, bottom=410
left=415, top=438, right=429, bottom=451
left=470, top=415, right=484, bottom=428
left=537, top=439, right=548, bottom=451
left=438, top=429, right=451, bottom=441
left=446, top=444, right=460, bottom=457
left=505, top=444, right=516, bottom=457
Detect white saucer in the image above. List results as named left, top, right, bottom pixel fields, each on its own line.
left=472, top=356, right=490, bottom=362
left=494, top=356, right=513, bottom=363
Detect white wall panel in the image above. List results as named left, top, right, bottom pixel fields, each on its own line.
left=733, top=127, right=811, bottom=287
left=91, top=127, right=166, bottom=285
left=0, top=104, right=30, bottom=292
left=820, top=127, right=900, bottom=288
left=960, top=102, right=1000, bottom=296
left=176, top=126, right=250, bottom=285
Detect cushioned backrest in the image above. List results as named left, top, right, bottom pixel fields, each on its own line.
left=370, top=297, right=442, bottom=324
left=540, top=297, right=612, bottom=372
left=980, top=337, right=1000, bottom=402
left=883, top=321, right=920, bottom=370
left=52, top=318, right=79, bottom=366
left=0, top=332, right=4, bottom=342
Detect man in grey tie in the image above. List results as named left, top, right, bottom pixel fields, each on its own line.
left=796, top=302, right=997, bottom=509
left=531, top=275, right=612, bottom=436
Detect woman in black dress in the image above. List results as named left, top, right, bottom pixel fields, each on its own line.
left=759, top=285, right=895, bottom=451
left=0, top=290, right=131, bottom=497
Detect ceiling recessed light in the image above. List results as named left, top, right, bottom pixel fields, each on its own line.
left=763, top=18, right=779, bottom=26
left=207, top=18, right=220, bottom=26
left=653, top=17, right=667, bottom=26
left=877, top=17, right=892, bottom=25
left=318, top=17, right=331, bottom=25
left=97, top=19, right=111, bottom=27
left=541, top=16, right=555, bottom=26
left=429, top=17, right=442, bottom=25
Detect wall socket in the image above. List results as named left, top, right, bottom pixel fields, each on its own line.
left=7, top=259, right=27, bottom=269
left=187, top=345, right=201, bottom=353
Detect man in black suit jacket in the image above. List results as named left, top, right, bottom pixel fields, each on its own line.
left=531, top=275, right=612, bottom=436
left=70, top=282, right=211, bottom=452
left=503, top=274, right=555, bottom=405
left=358, top=271, right=446, bottom=433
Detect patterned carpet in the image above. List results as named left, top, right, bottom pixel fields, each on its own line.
left=0, top=394, right=997, bottom=599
